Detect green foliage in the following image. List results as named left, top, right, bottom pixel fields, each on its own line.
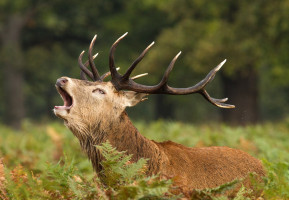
left=262, top=160, right=289, bottom=199
left=96, top=141, right=148, bottom=188
left=96, top=141, right=173, bottom=199
left=191, top=184, right=252, bottom=200
left=1, top=120, right=289, bottom=199
left=0, top=126, right=173, bottom=199
left=194, top=178, right=244, bottom=198
left=3, top=159, right=98, bottom=200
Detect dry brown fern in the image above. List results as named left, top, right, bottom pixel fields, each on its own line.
left=0, top=158, right=8, bottom=200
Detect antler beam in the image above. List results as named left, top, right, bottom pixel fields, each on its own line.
left=109, top=33, right=235, bottom=109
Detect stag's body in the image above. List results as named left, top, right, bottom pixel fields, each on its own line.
left=54, top=33, right=265, bottom=197
left=67, top=108, right=264, bottom=195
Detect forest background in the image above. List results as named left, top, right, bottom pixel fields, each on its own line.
left=0, top=0, right=289, bottom=129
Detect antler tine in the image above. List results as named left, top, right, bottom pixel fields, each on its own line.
left=81, top=53, right=98, bottom=80
left=122, top=41, right=155, bottom=81
left=200, top=90, right=235, bottom=108
left=78, top=51, right=94, bottom=80
left=131, top=73, right=148, bottom=80
left=86, top=53, right=99, bottom=66
left=189, top=59, right=227, bottom=91
left=88, top=35, right=101, bottom=81
left=211, top=97, right=228, bottom=103
left=100, top=67, right=120, bottom=81
left=100, top=72, right=110, bottom=80
left=158, top=51, right=182, bottom=88
left=80, top=71, right=88, bottom=80
left=109, top=32, right=128, bottom=80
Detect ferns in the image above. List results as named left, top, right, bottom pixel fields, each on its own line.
left=96, top=141, right=173, bottom=199
left=262, top=160, right=289, bottom=199
left=1, top=122, right=289, bottom=199
left=0, top=141, right=266, bottom=200
left=0, top=141, right=173, bottom=200
left=96, top=141, right=148, bottom=188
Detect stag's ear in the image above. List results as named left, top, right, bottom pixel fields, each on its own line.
left=122, top=91, right=148, bottom=107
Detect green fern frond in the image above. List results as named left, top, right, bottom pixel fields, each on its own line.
left=95, top=141, right=173, bottom=199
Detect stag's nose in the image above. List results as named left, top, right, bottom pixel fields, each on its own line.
left=56, top=78, right=68, bottom=87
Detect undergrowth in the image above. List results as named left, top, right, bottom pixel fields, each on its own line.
left=0, top=141, right=174, bottom=200
left=0, top=119, right=289, bottom=199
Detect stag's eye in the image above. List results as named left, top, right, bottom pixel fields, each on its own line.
left=93, top=88, right=106, bottom=94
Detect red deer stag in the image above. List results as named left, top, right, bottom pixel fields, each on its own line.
left=54, top=33, right=265, bottom=196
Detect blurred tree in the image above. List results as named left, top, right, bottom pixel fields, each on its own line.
left=0, top=0, right=288, bottom=127
left=259, top=1, right=289, bottom=120
left=0, top=1, right=41, bottom=129
left=0, top=0, right=108, bottom=128
left=143, top=0, right=289, bottom=125
left=0, top=0, right=167, bottom=127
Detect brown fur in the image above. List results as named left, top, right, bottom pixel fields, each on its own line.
left=54, top=77, right=265, bottom=197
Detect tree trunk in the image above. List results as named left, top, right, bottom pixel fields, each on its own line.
left=1, top=15, right=26, bottom=129
left=221, top=69, right=259, bottom=125
left=155, top=95, right=174, bottom=120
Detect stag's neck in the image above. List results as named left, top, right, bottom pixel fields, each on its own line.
left=73, top=112, right=162, bottom=174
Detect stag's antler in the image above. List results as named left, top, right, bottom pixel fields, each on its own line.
left=79, top=35, right=111, bottom=82
left=109, top=32, right=234, bottom=108
left=78, top=33, right=234, bottom=108
left=78, top=34, right=150, bottom=83
left=78, top=35, right=147, bottom=82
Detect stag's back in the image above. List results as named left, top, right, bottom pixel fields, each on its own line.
left=155, top=141, right=265, bottom=195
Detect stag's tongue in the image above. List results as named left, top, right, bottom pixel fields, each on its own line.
left=54, top=106, right=70, bottom=110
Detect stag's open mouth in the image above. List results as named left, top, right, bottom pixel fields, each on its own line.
left=55, top=86, right=73, bottom=110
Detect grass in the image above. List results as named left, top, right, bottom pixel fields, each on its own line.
left=0, top=119, right=289, bottom=199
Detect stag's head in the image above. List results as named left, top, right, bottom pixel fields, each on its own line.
left=54, top=77, right=147, bottom=131
left=54, top=33, right=234, bottom=136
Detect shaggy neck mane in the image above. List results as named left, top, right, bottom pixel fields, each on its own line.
left=68, top=111, right=162, bottom=174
